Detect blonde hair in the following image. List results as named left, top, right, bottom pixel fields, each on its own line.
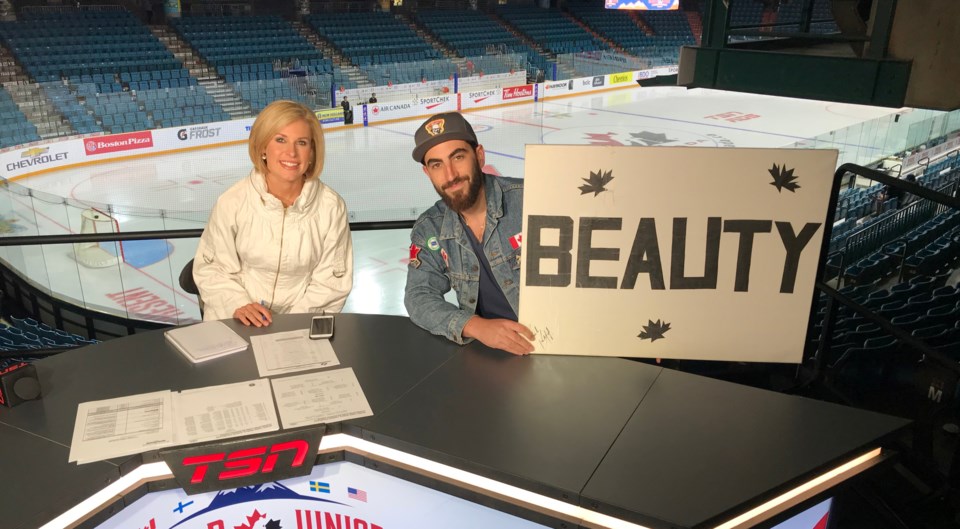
left=248, top=100, right=325, bottom=180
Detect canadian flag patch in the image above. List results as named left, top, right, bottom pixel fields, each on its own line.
left=509, top=233, right=522, bottom=250
left=409, top=244, right=422, bottom=268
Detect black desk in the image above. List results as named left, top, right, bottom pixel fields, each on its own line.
left=0, top=313, right=909, bottom=529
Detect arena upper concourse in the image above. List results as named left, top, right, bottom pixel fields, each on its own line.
left=0, top=1, right=959, bottom=528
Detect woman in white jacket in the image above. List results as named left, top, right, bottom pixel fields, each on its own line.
left=194, top=100, right=353, bottom=326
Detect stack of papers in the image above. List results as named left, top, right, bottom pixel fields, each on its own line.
left=68, top=371, right=374, bottom=464
left=165, top=321, right=248, bottom=363
left=69, top=380, right=280, bottom=464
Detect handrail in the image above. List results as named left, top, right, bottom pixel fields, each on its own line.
left=21, top=5, right=125, bottom=15
left=0, top=220, right=415, bottom=247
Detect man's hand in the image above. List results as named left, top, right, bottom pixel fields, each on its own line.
left=463, top=317, right=535, bottom=356
left=233, top=302, right=272, bottom=327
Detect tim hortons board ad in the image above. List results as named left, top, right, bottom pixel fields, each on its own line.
left=519, top=145, right=837, bottom=363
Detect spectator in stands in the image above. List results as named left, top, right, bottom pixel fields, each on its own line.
left=368, top=93, right=377, bottom=104
left=140, top=0, right=154, bottom=24
left=900, top=173, right=918, bottom=207
left=405, top=112, right=534, bottom=355
left=194, top=100, right=353, bottom=326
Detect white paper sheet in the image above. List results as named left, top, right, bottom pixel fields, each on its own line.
left=270, top=368, right=373, bottom=428
left=250, top=329, right=340, bottom=377
left=69, top=390, right=174, bottom=464
left=172, top=379, right=279, bottom=445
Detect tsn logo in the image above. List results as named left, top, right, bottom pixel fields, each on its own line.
left=161, top=427, right=324, bottom=494
left=182, top=440, right=309, bottom=483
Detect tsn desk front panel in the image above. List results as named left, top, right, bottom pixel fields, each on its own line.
left=0, top=313, right=909, bottom=529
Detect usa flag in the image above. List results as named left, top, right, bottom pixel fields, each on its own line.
left=347, top=487, right=367, bottom=502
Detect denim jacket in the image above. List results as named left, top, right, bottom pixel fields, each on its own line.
left=405, top=174, right=524, bottom=344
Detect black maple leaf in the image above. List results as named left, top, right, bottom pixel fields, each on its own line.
left=265, top=520, right=283, bottom=529
left=638, top=319, right=671, bottom=342
left=579, top=169, right=614, bottom=196
left=629, top=131, right=675, bottom=146
left=769, top=163, right=800, bottom=193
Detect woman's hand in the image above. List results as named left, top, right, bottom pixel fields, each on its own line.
left=233, top=303, right=272, bottom=327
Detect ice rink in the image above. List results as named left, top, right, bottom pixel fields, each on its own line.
left=2, top=86, right=902, bottom=323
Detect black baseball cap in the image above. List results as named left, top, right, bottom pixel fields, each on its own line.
left=412, top=112, right=478, bottom=163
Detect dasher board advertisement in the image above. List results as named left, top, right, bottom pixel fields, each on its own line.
left=519, top=145, right=838, bottom=363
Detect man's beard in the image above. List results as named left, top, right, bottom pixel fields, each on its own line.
left=437, top=161, right=483, bottom=212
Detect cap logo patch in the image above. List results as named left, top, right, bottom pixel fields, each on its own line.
left=425, top=119, right=445, bottom=137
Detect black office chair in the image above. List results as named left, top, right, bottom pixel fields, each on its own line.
left=179, top=259, right=204, bottom=316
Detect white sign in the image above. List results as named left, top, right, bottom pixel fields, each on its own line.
left=541, top=74, right=624, bottom=98
left=459, top=88, right=502, bottom=110
left=501, top=84, right=535, bottom=102
left=519, top=145, right=838, bottom=363
left=152, top=118, right=253, bottom=150
left=1, top=139, right=85, bottom=179
left=1, top=118, right=256, bottom=180
left=365, top=94, right=457, bottom=124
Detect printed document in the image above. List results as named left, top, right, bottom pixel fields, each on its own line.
left=69, top=390, right=174, bottom=464
left=250, top=329, right=340, bottom=377
left=271, top=368, right=372, bottom=428
left=70, top=380, right=281, bottom=464
left=172, top=379, right=279, bottom=445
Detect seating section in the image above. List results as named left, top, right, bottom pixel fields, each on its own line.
left=138, top=85, right=230, bottom=129
left=414, top=10, right=553, bottom=77
left=728, top=0, right=764, bottom=28
left=0, top=316, right=96, bottom=352
left=171, top=15, right=340, bottom=106
left=0, top=9, right=219, bottom=135
left=306, top=12, right=456, bottom=85
left=0, top=86, right=40, bottom=149
left=171, top=16, right=321, bottom=70
left=811, top=272, right=960, bottom=381
left=566, top=1, right=696, bottom=66
left=566, top=2, right=649, bottom=53
left=843, top=210, right=960, bottom=286
left=832, top=162, right=960, bottom=268
left=307, top=12, right=439, bottom=66
left=217, top=59, right=334, bottom=83
left=809, top=154, right=960, bottom=408
left=637, top=8, right=697, bottom=65
left=498, top=6, right=608, bottom=56
left=40, top=82, right=101, bottom=135
left=0, top=10, right=179, bottom=82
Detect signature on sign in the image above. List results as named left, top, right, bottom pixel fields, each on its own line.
left=530, top=324, right=555, bottom=350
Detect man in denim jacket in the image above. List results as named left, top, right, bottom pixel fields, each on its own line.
left=405, top=112, right=535, bottom=355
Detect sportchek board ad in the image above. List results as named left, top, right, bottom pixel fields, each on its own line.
left=519, top=145, right=838, bottom=363
left=93, top=461, right=549, bottom=529
left=365, top=95, right=457, bottom=124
